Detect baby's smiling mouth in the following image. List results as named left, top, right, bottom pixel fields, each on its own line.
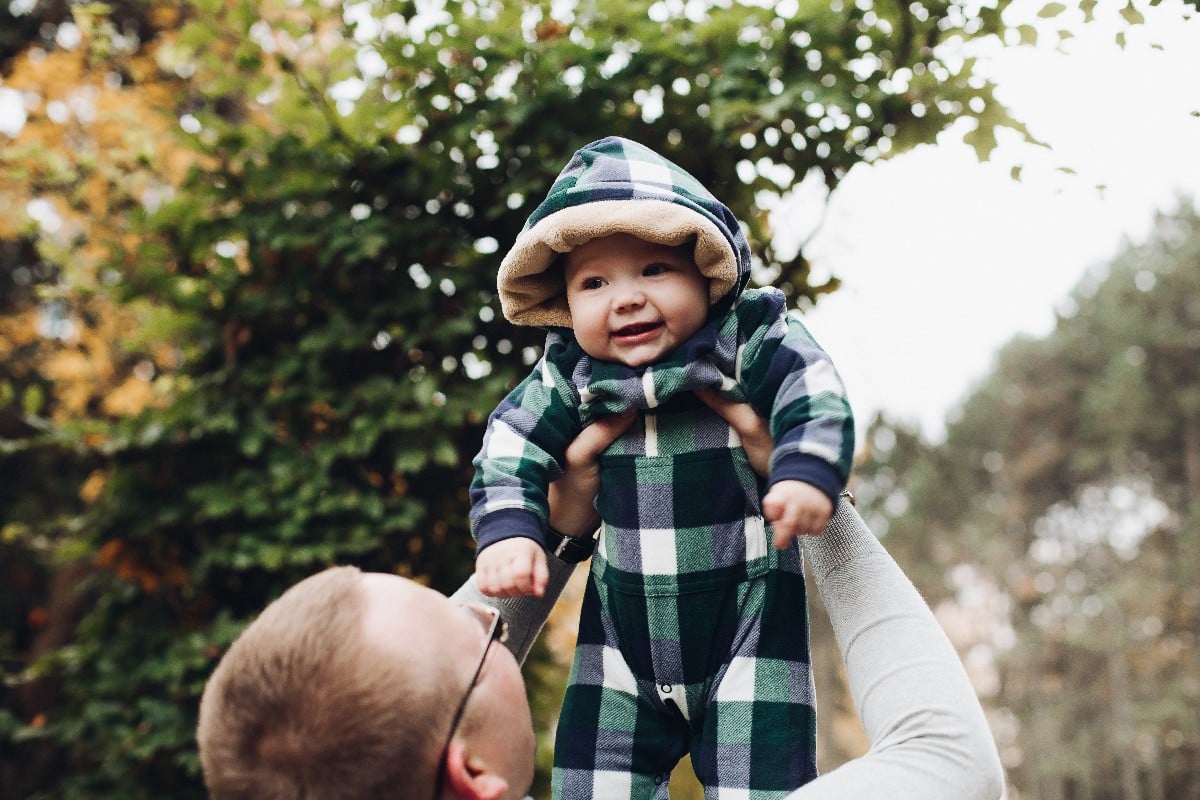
left=612, top=322, right=663, bottom=338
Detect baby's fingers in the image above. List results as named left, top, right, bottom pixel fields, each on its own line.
left=528, top=550, right=549, bottom=598
left=568, top=411, right=636, bottom=465
left=764, top=488, right=813, bottom=549
left=476, top=563, right=506, bottom=597
left=500, top=549, right=548, bottom=598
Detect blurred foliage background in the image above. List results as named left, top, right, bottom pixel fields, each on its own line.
left=0, top=0, right=1195, bottom=798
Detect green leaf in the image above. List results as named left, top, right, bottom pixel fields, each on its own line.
left=963, top=123, right=999, bottom=162
left=1120, top=2, right=1146, bottom=24
left=21, top=384, right=44, bottom=415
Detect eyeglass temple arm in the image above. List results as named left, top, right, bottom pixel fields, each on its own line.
left=449, top=553, right=577, bottom=666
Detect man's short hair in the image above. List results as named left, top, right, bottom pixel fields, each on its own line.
left=197, top=566, right=453, bottom=800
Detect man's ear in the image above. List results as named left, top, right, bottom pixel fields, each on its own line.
left=442, top=740, right=509, bottom=800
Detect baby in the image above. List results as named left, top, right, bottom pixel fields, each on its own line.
left=470, top=136, right=854, bottom=798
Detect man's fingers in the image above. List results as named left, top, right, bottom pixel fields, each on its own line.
left=694, top=389, right=772, bottom=477
left=568, top=411, right=636, bottom=465
left=694, top=388, right=755, bottom=427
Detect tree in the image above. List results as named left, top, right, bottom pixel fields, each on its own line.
left=859, top=200, right=1200, bottom=799
left=1, top=0, right=1190, bottom=796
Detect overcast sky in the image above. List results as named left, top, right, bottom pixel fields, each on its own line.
left=777, top=0, right=1200, bottom=444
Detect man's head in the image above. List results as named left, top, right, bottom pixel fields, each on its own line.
left=197, top=567, right=535, bottom=800
left=563, top=232, right=709, bottom=367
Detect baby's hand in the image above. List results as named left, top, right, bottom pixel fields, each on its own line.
left=762, top=480, right=833, bottom=550
left=475, top=538, right=549, bottom=598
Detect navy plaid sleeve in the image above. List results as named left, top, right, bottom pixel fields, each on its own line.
left=470, top=341, right=585, bottom=553
left=736, top=290, right=856, bottom=504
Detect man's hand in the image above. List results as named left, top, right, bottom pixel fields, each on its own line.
left=475, top=538, right=549, bottom=598
left=548, top=411, right=636, bottom=538
left=695, top=390, right=833, bottom=549
left=694, top=388, right=772, bottom=477
left=763, top=480, right=833, bottom=550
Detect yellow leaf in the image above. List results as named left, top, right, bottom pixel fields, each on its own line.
left=79, top=470, right=108, bottom=504
left=101, top=375, right=155, bottom=416
left=41, top=351, right=95, bottom=415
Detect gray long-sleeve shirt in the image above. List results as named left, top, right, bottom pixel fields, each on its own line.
left=454, top=499, right=1005, bottom=800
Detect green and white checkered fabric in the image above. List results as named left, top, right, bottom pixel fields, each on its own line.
left=529, top=137, right=735, bottom=223
left=546, top=379, right=819, bottom=796
left=554, top=539, right=817, bottom=798
left=469, top=288, right=855, bottom=555
left=590, top=399, right=771, bottom=591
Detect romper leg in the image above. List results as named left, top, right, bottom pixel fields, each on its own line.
left=553, top=579, right=689, bottom=800
left=688, top=568, right=818, bottom=798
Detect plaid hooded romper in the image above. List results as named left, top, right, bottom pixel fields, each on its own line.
left=470, top=138, right=855, bottom=798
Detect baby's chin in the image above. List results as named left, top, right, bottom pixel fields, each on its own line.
left=611, top=347, right=671, bottom=369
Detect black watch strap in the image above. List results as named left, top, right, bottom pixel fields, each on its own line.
left=544, top=526, right=597, bottom=564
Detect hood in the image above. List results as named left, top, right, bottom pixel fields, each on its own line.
left=497, top=136, right=752, bottom=328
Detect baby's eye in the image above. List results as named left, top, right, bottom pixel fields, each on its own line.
left=581, top=277, right=605, bottom=290
left=643, top=263, right=670, bottom=277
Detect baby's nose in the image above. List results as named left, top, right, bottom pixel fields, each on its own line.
left=614, top=286, right=645, bottom=310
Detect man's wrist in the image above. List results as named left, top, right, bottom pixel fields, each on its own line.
left=546, top=484, right=601, bottom=538
left=543, top=526, right=597, bottom=564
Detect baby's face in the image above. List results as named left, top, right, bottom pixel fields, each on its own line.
left=563, top=233, right=709, bottom=368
